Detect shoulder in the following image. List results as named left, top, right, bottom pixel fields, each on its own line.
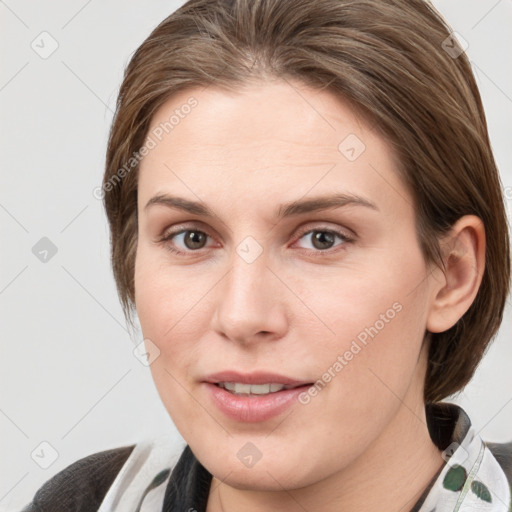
left=486, top=440, right=512, bottom=489
left=21, top=444, right=136, bottom=512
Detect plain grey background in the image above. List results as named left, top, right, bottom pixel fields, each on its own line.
left=1, top=1, right=511, bottom=510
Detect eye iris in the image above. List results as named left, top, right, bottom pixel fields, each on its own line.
left=185, top=231, right=206, bottom=250
left=312, top=231, right=335, bottom=250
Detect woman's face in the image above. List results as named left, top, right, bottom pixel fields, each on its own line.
left=135, top=79, right=440, bottom=489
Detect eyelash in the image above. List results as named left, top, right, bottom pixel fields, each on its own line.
left=155, top=224, right=354, bottom=257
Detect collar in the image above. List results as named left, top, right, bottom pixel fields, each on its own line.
left=416, top=402, right=511, bottom=511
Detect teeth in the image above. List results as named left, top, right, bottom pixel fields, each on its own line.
left=218, top=382, right=289, bottom=395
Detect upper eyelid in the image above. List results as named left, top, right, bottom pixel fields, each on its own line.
left=160, top=220, right=353, bottom=237
left=294, top=223, right=354, bottom=239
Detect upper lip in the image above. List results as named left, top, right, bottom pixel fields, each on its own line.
left=204, top=370, right=312, bottom=387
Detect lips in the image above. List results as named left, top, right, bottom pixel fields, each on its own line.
left=202, top=370, right=314, bottom=422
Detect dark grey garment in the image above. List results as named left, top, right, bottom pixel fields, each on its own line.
left=21, top=445, right=135, bottom=511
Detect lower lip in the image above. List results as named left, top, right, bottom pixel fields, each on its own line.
left=204, top=383, right=312, bottom=423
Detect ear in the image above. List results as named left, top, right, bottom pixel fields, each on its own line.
left=426, top=215, right=486, bottom=333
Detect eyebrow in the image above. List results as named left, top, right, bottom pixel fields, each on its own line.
left=144, top=193, right=379, bottom=219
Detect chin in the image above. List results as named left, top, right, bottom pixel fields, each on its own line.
left=215, top=464, right=309, bottom=491
left=199, top=448, right=319, bottom=491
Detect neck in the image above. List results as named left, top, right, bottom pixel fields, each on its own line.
left=206, top=392, right=444, bottom=512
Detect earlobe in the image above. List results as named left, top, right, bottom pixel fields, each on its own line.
left=426, top=215, right=486, bottom=334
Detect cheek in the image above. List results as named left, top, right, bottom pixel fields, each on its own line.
left=134, top=248, right=209, bottom=367
left=304, top=255, right=426, bottom=344
left=135, top=255, right=209, bottom=430
left=302, top=251, right=430, bottom=397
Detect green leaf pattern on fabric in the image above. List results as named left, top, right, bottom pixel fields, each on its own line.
left=442, top=464, right=496, bottom=506
left=443, top=464, right=467, bottom=492
left=471, top=480, right=492, bottom=503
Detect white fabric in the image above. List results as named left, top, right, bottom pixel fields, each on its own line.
left=98, top=433, right=185, bottom=512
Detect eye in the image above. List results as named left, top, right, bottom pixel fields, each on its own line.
left=157, top=228, right=214, bottom=255
left=293, top=227, right=353, bottom=253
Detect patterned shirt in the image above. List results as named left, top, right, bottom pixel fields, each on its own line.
left=22, top=402, right=512, bottom=511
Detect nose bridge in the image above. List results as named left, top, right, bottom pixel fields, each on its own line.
left=223, top=244, right=270, bottom=314
left=214, top=241, right=285, bottom=342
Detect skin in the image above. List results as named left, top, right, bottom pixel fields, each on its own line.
left=134, top=79, right=485, bottom=512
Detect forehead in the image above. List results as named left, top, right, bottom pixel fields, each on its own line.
left=138, top=79, right=411, bottom=219
left=145, top=80, right=376, bottom=159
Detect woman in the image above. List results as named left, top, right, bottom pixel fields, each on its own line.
left=22, top=0, right=512, bottom=511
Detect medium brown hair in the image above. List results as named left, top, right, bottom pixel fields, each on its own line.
left=103, top=0, right=510, bottom=403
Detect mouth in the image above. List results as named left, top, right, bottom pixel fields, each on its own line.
left=203, top=371, right=314, bottom=421
left=203, top=373, right=314, bottom=422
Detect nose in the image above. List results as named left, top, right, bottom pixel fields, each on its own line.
left=211, top=247, right=288, bottom=345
